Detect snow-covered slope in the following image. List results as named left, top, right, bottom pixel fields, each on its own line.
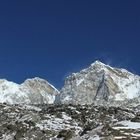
left=0, top=77, right=59, bottom=104
left=59, top=60, right=140, bottom=104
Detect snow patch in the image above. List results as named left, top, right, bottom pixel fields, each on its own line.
left=76, top=78, right=84, bottom=86
left=113, top=121, right=140, bottom=130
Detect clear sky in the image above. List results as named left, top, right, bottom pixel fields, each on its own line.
left=0, top=0, right=140, bottom=88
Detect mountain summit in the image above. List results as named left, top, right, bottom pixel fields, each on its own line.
left=59, top=60, right=140, bottom=104
left=91, top=60, right=106, bottom=66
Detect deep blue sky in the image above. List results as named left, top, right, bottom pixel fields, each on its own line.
left=0, top=0, right=140, bottom=88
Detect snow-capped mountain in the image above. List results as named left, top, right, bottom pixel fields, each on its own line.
left=0, top=77, right=59, bottom=104
left=1, top=60, right=140, bottom=105
left=59, top=60, right=140, bottom=104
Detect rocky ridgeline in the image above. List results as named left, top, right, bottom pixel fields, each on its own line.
left=0, top=99, right=140, bottom=140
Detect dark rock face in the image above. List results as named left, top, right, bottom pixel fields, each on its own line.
left=0, top=100, right=140, bottom=140
left=95, top=73, right=110, bottom=101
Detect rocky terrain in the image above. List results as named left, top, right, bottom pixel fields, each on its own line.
left=0, top=98, right=140, bottom=140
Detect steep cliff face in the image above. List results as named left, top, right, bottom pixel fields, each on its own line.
left=0, top=77, right=59, bottom=104
left=59, top=61, right=140, bottom=104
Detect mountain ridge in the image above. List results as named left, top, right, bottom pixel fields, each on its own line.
left=0, top=60, right=140, bottom=105
left=0, top=77, right=59, bottom=104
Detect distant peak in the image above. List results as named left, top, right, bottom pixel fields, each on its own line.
left=30, top=77, right=46, bottom=81
left=91, top=60, right=106, bottom=67
left=23, top=77, right=48, bottom=84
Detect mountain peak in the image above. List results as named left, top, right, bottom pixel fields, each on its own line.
left=60, top=60, right=140, bottom=104
left=24, top=77, right=47, bottom=82
left=0, top=77, right=59, bottom=104
left=91, top=60, right=106, bottom=67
